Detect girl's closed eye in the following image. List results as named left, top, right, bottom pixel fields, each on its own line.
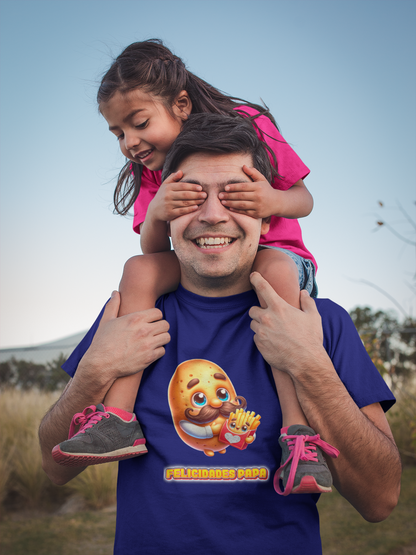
left=135, top=119, right=149, bottom=129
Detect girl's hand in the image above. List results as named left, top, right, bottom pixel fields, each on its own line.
left=218, top=165, right=279, bottom=219
left=150, top=171, right=207, bottom=222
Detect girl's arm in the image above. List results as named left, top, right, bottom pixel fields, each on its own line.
left=140, top=170, right=207, bottom=254
left=219, top=166, right=313, bottom=220
left=140, top=217, right=171, bottom=254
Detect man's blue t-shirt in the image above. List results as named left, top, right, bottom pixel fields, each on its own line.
left=63, top=286, right=394, bottom=555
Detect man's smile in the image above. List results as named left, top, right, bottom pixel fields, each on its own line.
left=195, top=236, right=235, bottom=249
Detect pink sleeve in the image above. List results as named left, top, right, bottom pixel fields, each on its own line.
left=234, top=106, right=310, bottom=190
left=132, top=168, right=162, bottom=235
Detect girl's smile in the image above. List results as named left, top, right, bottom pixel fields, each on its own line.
left=101, top=88, right=191, bottom=172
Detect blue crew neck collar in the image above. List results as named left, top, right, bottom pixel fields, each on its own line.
left=175, top=283, right=258, bottom=310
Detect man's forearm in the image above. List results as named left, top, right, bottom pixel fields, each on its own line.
left=248, top=274, right=401, bottom=521
left=39, top=292, right=171, bottom=485
left=291, top=350, right=401, bottom=522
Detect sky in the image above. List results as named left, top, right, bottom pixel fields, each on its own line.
left=0, top=0, right=415, bottom=348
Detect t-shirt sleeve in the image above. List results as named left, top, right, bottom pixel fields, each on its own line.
left=316, top=299, right=396, bottom=412
left=61, top=303, right=108, bottom=378
left=61, top=296, right=166, bottom=378
left=234, top=105, right=310, bottom=191
left=132, top=168, right=162, bottom=235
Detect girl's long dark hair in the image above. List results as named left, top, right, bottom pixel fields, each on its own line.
left=97, top=39, right=280, bottom=216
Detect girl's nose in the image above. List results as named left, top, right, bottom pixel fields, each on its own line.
left=124, top=131, right=140, bottom=151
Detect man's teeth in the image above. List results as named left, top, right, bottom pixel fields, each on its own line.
left=196, top=237, right=233, bottom=249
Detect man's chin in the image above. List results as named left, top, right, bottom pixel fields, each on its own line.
left=181, top=267, right=252, bottom=296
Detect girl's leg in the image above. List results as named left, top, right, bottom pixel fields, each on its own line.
left=252, top=248, right=308, bottom=428
left=104, top=251, right=181, bottom=410
left=252, top=249, right=338, bottom=496
left=52, top=252, right=181, bottom=467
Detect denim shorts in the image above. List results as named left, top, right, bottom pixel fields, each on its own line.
left=258, top=246, right=318, bottom=298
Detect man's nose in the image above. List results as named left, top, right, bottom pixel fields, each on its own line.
left=197, top=192, right=229, bottom=225
left=209, top=398, right=223, bottom=408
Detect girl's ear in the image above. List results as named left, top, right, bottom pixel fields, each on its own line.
left=172, top=90, right=192, bottom=121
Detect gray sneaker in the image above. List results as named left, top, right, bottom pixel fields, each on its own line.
left=274, top=424, right=339, bottom=495
left=52, top=404, right=147, bottom=467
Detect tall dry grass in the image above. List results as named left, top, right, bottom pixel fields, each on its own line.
left=1, top=383, right=413, bottom=513
left=0, top=388, right=56, bottom=508
left=387, top=385, right=416, bottom=466
left=0, top=388, right=118, bottom=512
left=69, top=461, right=117, bottom=509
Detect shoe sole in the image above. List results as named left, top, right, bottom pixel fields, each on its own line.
left=52, top=443, right=148, bottom=467
left=291, top=475, right=332, bottom=494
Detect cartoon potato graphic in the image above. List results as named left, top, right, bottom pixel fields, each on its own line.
left=168, top=359, right=248, bottom=456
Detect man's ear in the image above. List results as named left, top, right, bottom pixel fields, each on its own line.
left=261, top=217, right=271, bottom=236
left=172, top=90, right=192, bottom=121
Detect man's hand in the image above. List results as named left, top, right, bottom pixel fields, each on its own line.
left=248, top=272, right=325, bottom=374
left=218, top=165, right=278, bottom=218
left=79, top=291, right=171, bottom=385
left=149, top=170, right=207, bottom=222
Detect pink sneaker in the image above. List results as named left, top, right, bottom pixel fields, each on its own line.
left=52, top=404, right=147, bottom=466
left=274, top=424, right=339, bottom=495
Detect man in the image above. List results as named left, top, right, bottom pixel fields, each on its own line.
left=39, top=113, right=401, bottom=555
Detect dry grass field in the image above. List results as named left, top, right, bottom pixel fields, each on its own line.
left=0, top=388, right=414, bottom=555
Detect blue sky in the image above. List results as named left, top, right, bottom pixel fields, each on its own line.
left=0, top=0, right=415, bottom=348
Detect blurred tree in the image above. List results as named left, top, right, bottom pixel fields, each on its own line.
left=14, top=359, right=48, bottom=390
left=44, top=354, right=70, bottom=391
left=349, top=306, right=415, bottom=390
left=0, top=361, right=14, bottom=386
left=0, top=355, right=69, bottom=390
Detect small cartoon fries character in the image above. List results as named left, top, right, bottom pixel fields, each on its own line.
left=219, top=408, right=261, bottom=450
left=168, top=360, right=247, bottom=457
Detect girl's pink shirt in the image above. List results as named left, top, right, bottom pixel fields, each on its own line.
left=132, top=106, right=316, bottom=270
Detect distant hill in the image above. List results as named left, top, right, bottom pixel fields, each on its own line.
left=0, top=332, right=87, bottom=365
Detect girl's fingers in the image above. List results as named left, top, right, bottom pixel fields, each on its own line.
left=169, top=204, right=201, bottom=218
left=242, top=165, right=265, bottom=181
left=169, top=181, right=205, bottom=192
left=220, top=198, right=257, bottom=210
left=173, top=199, right=206, bottom=208
left=170, top=190, right=207, bottom=200
left=162, top=170, right=184, bottom=184
left=222, top=182, right=255, bottom=193
left=220, top=191, right=255, bottom=201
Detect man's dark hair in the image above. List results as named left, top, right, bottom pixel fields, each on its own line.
left=162, top=113, right=276, bottom=183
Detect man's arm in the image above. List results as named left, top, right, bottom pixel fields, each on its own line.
left=39, top=291, right=170, bottom=485
left=249, top=272, right=401, bottom=522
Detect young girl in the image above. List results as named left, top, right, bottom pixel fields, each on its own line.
left=52, top=40, right=338, bottom=495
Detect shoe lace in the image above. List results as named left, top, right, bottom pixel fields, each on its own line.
left=275, top=433, right=340, bottom=496
left=68, top=405, right=110, bottom=439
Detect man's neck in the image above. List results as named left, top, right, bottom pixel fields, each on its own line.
left=179, top=275, right=253, bottom=298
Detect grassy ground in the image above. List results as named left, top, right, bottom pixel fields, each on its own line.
left=0, top=509, right=116, bottom=555
left=318, top=466, right=416, bottom=555
left=1, top=467, right=414, bottom=555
